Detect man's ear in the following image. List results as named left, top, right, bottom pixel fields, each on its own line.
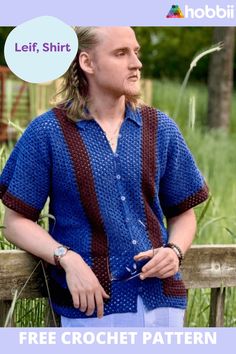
left=79, top=51, right=94, bottom=74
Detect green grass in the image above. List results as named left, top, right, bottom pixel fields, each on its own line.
left=153, top=80, right=236, bottom=246
left=153, top=78, right=236, bottom=134
left=185, top=129, right=236, bottom=245
left=152, top=79, right=236, bottom=327
left=153, top=78, right=208, bottom=131
left=0, top=79, right=236, bottom=326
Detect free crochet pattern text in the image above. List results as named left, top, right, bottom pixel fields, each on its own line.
left=19, top=330, right=217, bottom=345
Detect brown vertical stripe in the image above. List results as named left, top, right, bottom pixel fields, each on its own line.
left=141, top=106, right=163, bottom=249
left=53, top=108, right=110, bottom=295
left=141, top=106, right=186, bottom=297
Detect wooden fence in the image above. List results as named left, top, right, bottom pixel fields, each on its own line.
left=0, top=65, right=56, bottom=142
left=0, top=244, right=236, bottom=327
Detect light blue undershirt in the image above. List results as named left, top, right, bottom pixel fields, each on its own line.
left=61, top=296, right=185, bottom=327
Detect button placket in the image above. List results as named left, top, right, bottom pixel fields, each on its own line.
left=111, top=139, right=139, bottom=245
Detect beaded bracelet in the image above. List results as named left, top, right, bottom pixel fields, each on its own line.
left=165, top=242, right=184, bottom=266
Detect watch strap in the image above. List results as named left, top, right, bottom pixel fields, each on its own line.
left=54, top=245, right=70, bottom=268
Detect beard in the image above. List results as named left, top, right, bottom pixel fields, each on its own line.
left=123, top=77, right=141, bottom=95
left=122, top=79, right=142, bottom=106
left=88, top=75, right=142, bottom=107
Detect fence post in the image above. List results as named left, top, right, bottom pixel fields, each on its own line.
left=141, top=79, right=153, bottom=106
left=209, top=287, right=225, bottom=327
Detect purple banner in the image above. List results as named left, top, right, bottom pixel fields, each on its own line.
left=0, top=0, right=235, bottom=26
left=0, top=328, right=235, bottom=354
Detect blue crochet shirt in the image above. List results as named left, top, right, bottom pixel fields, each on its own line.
left=0, top=105, right=208, bottom=318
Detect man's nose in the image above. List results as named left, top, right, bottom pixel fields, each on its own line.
left=129, top=53, right=142, bottom=70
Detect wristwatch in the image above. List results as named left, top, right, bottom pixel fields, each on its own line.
left=54, top=245, right=70, bottom=268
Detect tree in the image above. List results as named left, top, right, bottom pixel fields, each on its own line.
left=207, top=28, right=235, bottom=130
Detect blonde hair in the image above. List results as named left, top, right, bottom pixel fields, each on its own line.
left=53, top=27, right=141, bottom=122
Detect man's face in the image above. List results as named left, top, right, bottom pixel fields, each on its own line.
left=89, top=27, right=142, bottom=98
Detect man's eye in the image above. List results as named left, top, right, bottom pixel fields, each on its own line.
left=116, top=52, right=125, bottom=56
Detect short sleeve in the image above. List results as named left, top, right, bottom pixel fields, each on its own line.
left=0, top=118, right=51, bottom=221
left=159, top=118, right=209, bottom=218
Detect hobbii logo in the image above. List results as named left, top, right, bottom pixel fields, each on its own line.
left=185, top=4, right=234, bottom=19
left=166, top=4, right=235, bottom=19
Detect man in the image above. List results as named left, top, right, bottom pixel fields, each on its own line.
left=0, top=27, right=208, bottom=327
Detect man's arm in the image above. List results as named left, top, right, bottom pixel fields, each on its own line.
left=3, top=206, right=109, bottom=317
left=166, top=207, right=197, bottom=255
left=134, top=208, right=196, bottom=279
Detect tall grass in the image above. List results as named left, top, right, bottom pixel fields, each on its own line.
left=153, top=80, right=236, bottom=245
left=153, top=79, right=236, bottom=134
left=0, top=138, right=53, bottom=326
left=153, top=79, right=236, bottom=326
left=0, top=79, right=236, bottom=326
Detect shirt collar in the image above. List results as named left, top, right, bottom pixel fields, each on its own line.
left=124, top=104, right=142, bottom=127
left=76, top=104, right=142, bottom=130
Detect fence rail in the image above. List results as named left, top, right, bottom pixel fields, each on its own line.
left=0, top=244, right=236, bottom=327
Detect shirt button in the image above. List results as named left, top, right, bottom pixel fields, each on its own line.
left=114, top=153, right=119, bottom=158
left=116, top=174, right=121, bottom=180
left=132, top=239, right=137, bottom=245
left=138, top=286, right=143, bottom=293
left=126, top=217, right=130, bottom=223
left=121, top=196, right=126, bottom=201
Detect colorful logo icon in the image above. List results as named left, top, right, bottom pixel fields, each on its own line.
left=166, top=5, right=184, bottom=18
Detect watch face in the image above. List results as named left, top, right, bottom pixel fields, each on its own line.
left=55, top=246, right=67, bottom=257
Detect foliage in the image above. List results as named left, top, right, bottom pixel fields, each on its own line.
left=152, top=78, right=236, bottom=134
left=134, top=27, right=236, bottom=82
left=134, top=27, right=213, bottom=80
left=0, top=27, right=13, bottom=66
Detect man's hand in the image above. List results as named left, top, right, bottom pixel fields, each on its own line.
left=133, top=247, right=179, bottom=279
left=3, top=207, right=110, bottom=318
left=60, top=251, right=110, bottom=318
